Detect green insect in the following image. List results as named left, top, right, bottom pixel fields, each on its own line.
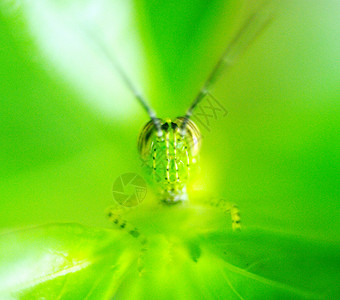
left=136, top=6, right=272, bottom=207
left=88, top=3, right=273, bottom=234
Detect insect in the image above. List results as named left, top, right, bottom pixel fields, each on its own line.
left=86, top=2, right=273, bottom=234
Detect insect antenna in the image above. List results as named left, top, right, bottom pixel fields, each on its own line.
left=82, top=26, right=163, bottom=137
left=181, top=1, right=275, bottom=134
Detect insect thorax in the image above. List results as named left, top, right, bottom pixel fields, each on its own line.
left=138, top=117, right=201, bottom=203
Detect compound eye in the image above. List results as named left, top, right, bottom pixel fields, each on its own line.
left=174, top=117, right=201, bottom=155
left=161, top=122, right=169, bottom=131
left=138, top=119, right=160, bottom=158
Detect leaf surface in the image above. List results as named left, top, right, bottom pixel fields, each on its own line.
left=1, top=206, right=339, bottom=299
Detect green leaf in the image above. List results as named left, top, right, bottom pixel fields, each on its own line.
left=1, top=206, right=339, bottom=299
left=0, top=223, right=140, bottom=299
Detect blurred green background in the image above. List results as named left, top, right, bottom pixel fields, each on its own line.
left=0, top=0, right=339, bottom=243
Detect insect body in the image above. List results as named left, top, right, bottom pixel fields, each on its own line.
left=138, top=117, right=201, bottom=202
left=88, top=2, right=273, bottom=228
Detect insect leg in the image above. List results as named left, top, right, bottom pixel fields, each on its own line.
left=225, top=202, right=241, bottom=231
left=204, top=198, right=241, bottom=231
left=106, top=206, right=148, bottom=275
